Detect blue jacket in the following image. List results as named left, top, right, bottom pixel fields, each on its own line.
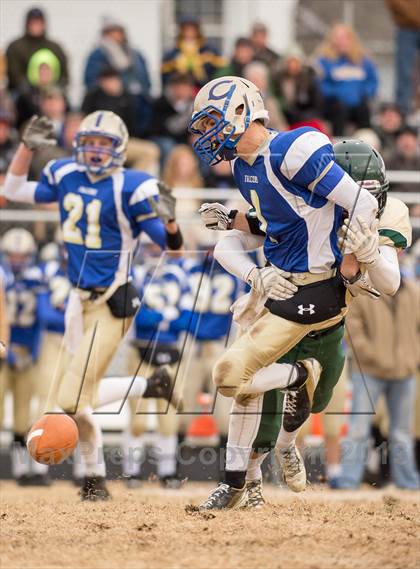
left=84, top=47, right=151, bottom=96
left=317, top=55, right=378, bottom=107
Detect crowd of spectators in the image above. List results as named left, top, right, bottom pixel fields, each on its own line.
left=0, top=6, right=418, bottom=197
left=0, top=5, right=418, bottom=491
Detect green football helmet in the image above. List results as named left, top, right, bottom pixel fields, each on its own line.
left=333, top=139, right=389, bottom=217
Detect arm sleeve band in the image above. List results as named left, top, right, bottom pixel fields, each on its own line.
left=165, top=227, right=183, bottom=250
left=214, top=230, right=265, bottom=282
left=366, top=245, right=401, bottom=296
left=3, top=173, right=37, bottom=203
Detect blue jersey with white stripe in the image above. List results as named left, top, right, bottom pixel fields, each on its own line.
left=133, top=261, right=189, bottom=345
left=183, top=255, right=242, bottom=341
left=3, top=264, right=47, bottom=362
left=40, top=260, right=71, bottom=334
left=34, top=158, right=167, bottom=288
left=232, top=127, right=345, bottom=273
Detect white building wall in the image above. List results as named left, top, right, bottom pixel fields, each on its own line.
left=222, top=0, right=298, bottom=57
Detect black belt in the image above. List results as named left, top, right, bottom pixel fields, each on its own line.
left=78, top=287, right=107, bottom=301
left=306, top=319, right=345, bottom=340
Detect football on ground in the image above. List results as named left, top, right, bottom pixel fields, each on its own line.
left=27, top=414, right=79, bottom=464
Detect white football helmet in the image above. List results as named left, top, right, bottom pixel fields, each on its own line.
left=189, top=76, right=269, bottom=165
left=1, top=228, right=37, bottom=273
left=74, top=110, right=129, bottom=175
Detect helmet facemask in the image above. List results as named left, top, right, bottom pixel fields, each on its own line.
left=74, top=132, right=125, bottom=176
left=189, top=77, right=268, bottom=166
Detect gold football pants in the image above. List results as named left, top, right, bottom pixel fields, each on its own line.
left=213, top=308, right=347, bottom=397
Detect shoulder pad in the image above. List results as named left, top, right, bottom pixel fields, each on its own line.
left=379, top=197, right=412, bottom=249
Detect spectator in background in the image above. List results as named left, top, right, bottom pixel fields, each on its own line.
left=0, top=111, right=18, bottom=174
left=315, top=23, right=378, bottom=136
left=149, top=73, right=195, bottom=165
left=0, top=52, right=16, bottom=123
left=243, top=62, right=287, bottom=131
left=15, top=57, right=68, bottom=130
left=6, top=7, right=68, bottom=96
left=273, top=47, right=322, bottom=126
left=84, top=17, right=152, bottom=137
left=81, top=65, right=159, bottom=175
left=163, top=145, right=203, bottom=216
left=81, top=66, right=137, bottom=135
left=339, top=273, right=419, bottom=490
left=215, top=38, right=255, bottom=79
left=387, top=127, right=420, bottom=193
left=374, top=103, right=404, bottom=160
left=250, top=22, right=281, bottom=78
left=39, top=87, right=68, bottom=143
left=386, top=0, right=420, bottom=116
left=162, top=18, right=226, bottom=90
left=29, top=87, right=70, bottom=179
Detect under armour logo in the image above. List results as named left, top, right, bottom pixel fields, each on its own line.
left=298, top=304, right=315, bottom=315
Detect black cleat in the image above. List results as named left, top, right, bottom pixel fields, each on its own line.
left=17, top=474, right=51, bottom=487
left=160, top=475, right=183, bottom=490
left=143, top=365, right=183, bottom=410
left=283, top=358, right=322, bottom=432
left=80, top=476, right=111, bottom=501
left=199, top=483, right=248, bottom=510
left=125, top=476, right=142, bottom=490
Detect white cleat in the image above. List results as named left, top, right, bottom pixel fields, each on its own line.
left=276, top=444, right=307, bottom=493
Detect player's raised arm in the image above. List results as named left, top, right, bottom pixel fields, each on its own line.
left=3, top=116, right=57, bottom=204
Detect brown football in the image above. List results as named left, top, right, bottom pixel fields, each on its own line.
left=27, top=414, right=79, bottom=465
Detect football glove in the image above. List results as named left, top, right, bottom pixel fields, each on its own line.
left=147, top=182, right=177, bottom=223
left=245, top=266, right=298, bottom=301
left=198, top=202, right=238, bottom=230
left=22, top=115, right=57, bottom=151
left=341, top=270, right=381, bottom=300
left=339, top=216, right=380, bottom=265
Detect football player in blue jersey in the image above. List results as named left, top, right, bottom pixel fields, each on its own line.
left=122, top=243, right=189, bottom=488
left=0, top=228, right=51, bottom=485
left=188, top=76, right=380, bottom=508
left=3, top=111, right=184, bottom=500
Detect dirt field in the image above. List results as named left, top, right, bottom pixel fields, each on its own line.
left=0, top=481, right=419, bottom=569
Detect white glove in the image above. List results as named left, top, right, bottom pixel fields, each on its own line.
left=245, top=266, right=298, bottom=301
left=341, top=271, right=381, bottom=300
left=339, top=217, right=380, bottom=264
left=0, top=341, right=6, bottom=359
left=198, top=202, right=236, bottom=230
left=22, top=115, right=57, bottom=151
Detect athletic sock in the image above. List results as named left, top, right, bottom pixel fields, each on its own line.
left=122, top=431, right=145, bottom=478
left=327, top=463, right=342, bottom=479
left=76, top=407, right=106, bottom=478
left=156, top=434, right=178, bottom=479
left=72, top=443, right=86, bottom=480
left=11, top=434, right=30, bottom=478
left=95, top=376, right=147, bottom=409
left=245, top=363, right=298, bottom=394
left=225, top=394, right=263, bottom=473
left=225, top=469, right=246, bottom=489
left=246, top=452, right=269, bottom=482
